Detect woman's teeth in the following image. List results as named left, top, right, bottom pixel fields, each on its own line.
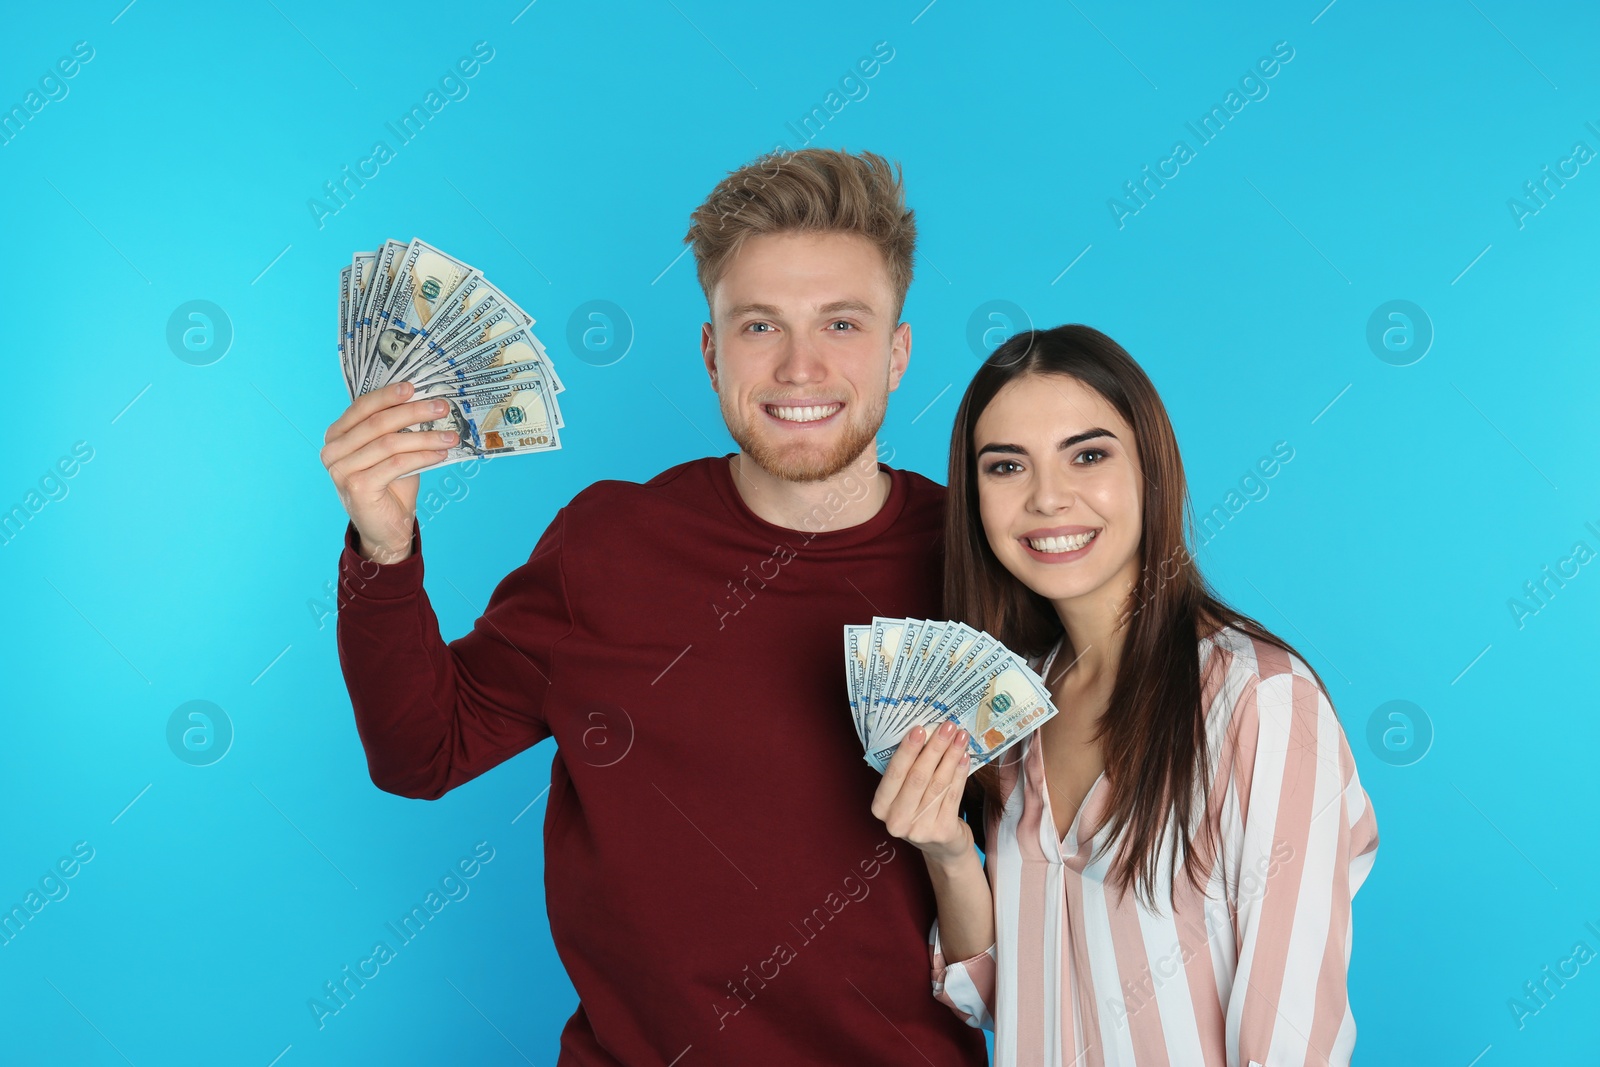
left=767, top=403, right=841, bottom=423
left=1027, top=531, right=1097, bottom=553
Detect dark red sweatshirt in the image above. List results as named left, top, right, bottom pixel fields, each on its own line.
left=335, top=455, right=988, bottom=1066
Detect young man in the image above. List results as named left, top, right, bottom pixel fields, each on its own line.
left=321, top=148, right=986, bottom=1066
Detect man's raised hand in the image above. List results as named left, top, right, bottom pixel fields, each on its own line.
left=321, top=381, right=458, bottom=564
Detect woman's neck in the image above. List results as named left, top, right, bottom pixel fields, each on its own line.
left=1047, top=557, right=1140, bottom=689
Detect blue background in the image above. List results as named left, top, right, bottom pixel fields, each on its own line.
left=2, top=1, right=1596, bottom=1064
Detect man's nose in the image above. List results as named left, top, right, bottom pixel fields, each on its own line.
left=774, top=334, right=825, bottom=384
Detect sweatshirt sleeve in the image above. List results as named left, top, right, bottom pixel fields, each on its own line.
left=335, top=510, right=572, bottom=800
left=929, top=919, right=997, bottom=1031
left=1224, top=664, right=1380, bottom=1067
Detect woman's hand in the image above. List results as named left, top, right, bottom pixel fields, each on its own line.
left=871, top=721, right=974, bottom=868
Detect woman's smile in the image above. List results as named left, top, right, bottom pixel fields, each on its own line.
left=1018, top=525, right=1101, bottom=561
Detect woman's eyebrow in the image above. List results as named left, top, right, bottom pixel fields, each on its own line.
left=976, top=428, right=1117, bottom=457
left=1060, top=428, right=1117, bottom=449
left=976, top=441, right=1028, bottom=457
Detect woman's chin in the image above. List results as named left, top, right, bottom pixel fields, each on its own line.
left=994, top=554, right=1116, bottom=607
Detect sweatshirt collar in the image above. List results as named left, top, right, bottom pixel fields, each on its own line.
left=708, top=453, right=911, bottom=549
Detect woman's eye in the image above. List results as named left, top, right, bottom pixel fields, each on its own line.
left=984, top=459, right=1023, bottom=476
left=1074, top=448, right=1107, bottom=465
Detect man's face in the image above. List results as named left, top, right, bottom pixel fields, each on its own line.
left=701, top=231, right=910, bottom=483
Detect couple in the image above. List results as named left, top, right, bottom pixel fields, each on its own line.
left=321, top=147, right=1378, bottom=1066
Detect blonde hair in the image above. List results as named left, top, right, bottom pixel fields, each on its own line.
left=683, top=147, right=917, bottom=320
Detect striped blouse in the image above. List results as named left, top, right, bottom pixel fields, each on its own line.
left=930, top=625, right=1380, bottom=1066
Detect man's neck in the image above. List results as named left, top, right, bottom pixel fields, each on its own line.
left=728, top=445, right=893, bottom=534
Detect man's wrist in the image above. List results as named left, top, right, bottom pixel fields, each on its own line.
left=358, top=536, right=414, bottom=565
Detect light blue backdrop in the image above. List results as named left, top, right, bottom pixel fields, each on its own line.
left=2, top=1, right=1596, bottom=1064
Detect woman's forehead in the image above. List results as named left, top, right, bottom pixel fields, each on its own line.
left=978, top=374, right=1127, bottom=434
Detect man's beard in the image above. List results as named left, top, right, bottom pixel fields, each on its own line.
left=722, top=389, right=887, bottom=483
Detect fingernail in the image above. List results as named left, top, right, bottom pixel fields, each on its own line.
left=396, top=382, right=410, bottom=396
left=432, top=401, right=446, bottom=414
left=938, top=721, right=954, bottom=737
left=443, top=432, right=458, bottom=443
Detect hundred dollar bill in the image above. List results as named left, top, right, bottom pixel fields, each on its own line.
left=876, top=627, right=934, bottom=758
left=338, top=264, right=352, bottom=398
left=413, top=284, right=564, bottom=397
left=848, top=617, right=1059, bottom=774
left=924, top=626, right=993, bottom=711
left=408, top=326, right=563, bottom=422
left=844, top=624, right=872, bottom=745
left=346, top=251, right=377, bottom=398
left=356, top=239, right=409, bottom=395
left=338, top=238, right=566, bottom=470
left=408, top=371, right=561, bottom=475
left=868, top=620, right=930, bottom=756
left=895, top=620, right=947, bottom=713
left=374, top=274, right=492, bottom=386
left=941, top=660, right=1055, bottom=765
left=375, top=239, right=480, bottom=385
left=865, top=617, right=908, bottom=721
left=931, top=640, right=1021, bottom=716
left=356, top=241, right=395, bottom=374
left=432, top=281, right=529, bottom=349
left=883, top=619, right=922, bottom=710
left=895, top=621, right=951, bottom=717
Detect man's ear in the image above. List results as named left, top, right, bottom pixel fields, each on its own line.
left=700, top=321, right=719, bottom=390
left=887, top=320, right=911, bottom=392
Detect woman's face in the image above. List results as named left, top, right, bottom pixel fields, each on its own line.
left=972, top=372, right=1143, bottom=609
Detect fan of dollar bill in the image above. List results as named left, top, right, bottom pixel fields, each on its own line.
left=845, top=618, right=1060, bottom=773
left=338, top=238, right=564, bottom=476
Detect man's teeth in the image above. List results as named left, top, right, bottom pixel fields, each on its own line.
left=1027, top=531, right=1097, bottom=553
left=768, top=403, right=841, bottom=423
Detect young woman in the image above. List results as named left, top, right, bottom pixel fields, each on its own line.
left=871, top=325, right=1379, bottom=1066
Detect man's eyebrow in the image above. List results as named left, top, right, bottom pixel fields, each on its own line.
left=975, top=428, right=1118, bottom=456
left=721, top=299, right=878, bottom=320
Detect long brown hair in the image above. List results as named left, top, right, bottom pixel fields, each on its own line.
left=946, top=324, right=1331, bottom=910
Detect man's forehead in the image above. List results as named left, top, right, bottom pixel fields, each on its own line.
left=719, top=298, right=880, bottom=321
left=711, top=231, right=892, bottom=317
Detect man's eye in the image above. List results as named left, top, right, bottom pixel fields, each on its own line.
left=828, top=321, right=856, bottom=331
left=745, top=322, right=773, bottom=333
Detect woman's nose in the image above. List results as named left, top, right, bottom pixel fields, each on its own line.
left=1027, top=468, right=1075, bottom=513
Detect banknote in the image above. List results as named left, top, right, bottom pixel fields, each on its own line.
left=407, top=371, right=561, bottom=475
left=410, top=327, right=565, bottom=428
left=377, top=240, right=480, bottom=381
left=349, top=250, right=377, bottom=389
left=358, top=239, right=408, bottom=392
left=845, top=618, right=1059, bottom=773
left=338, top=264, right=352, bottom=397
left=338, top=239, right=566, bottom=471
left=844, top=625, right=873, bottom=746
